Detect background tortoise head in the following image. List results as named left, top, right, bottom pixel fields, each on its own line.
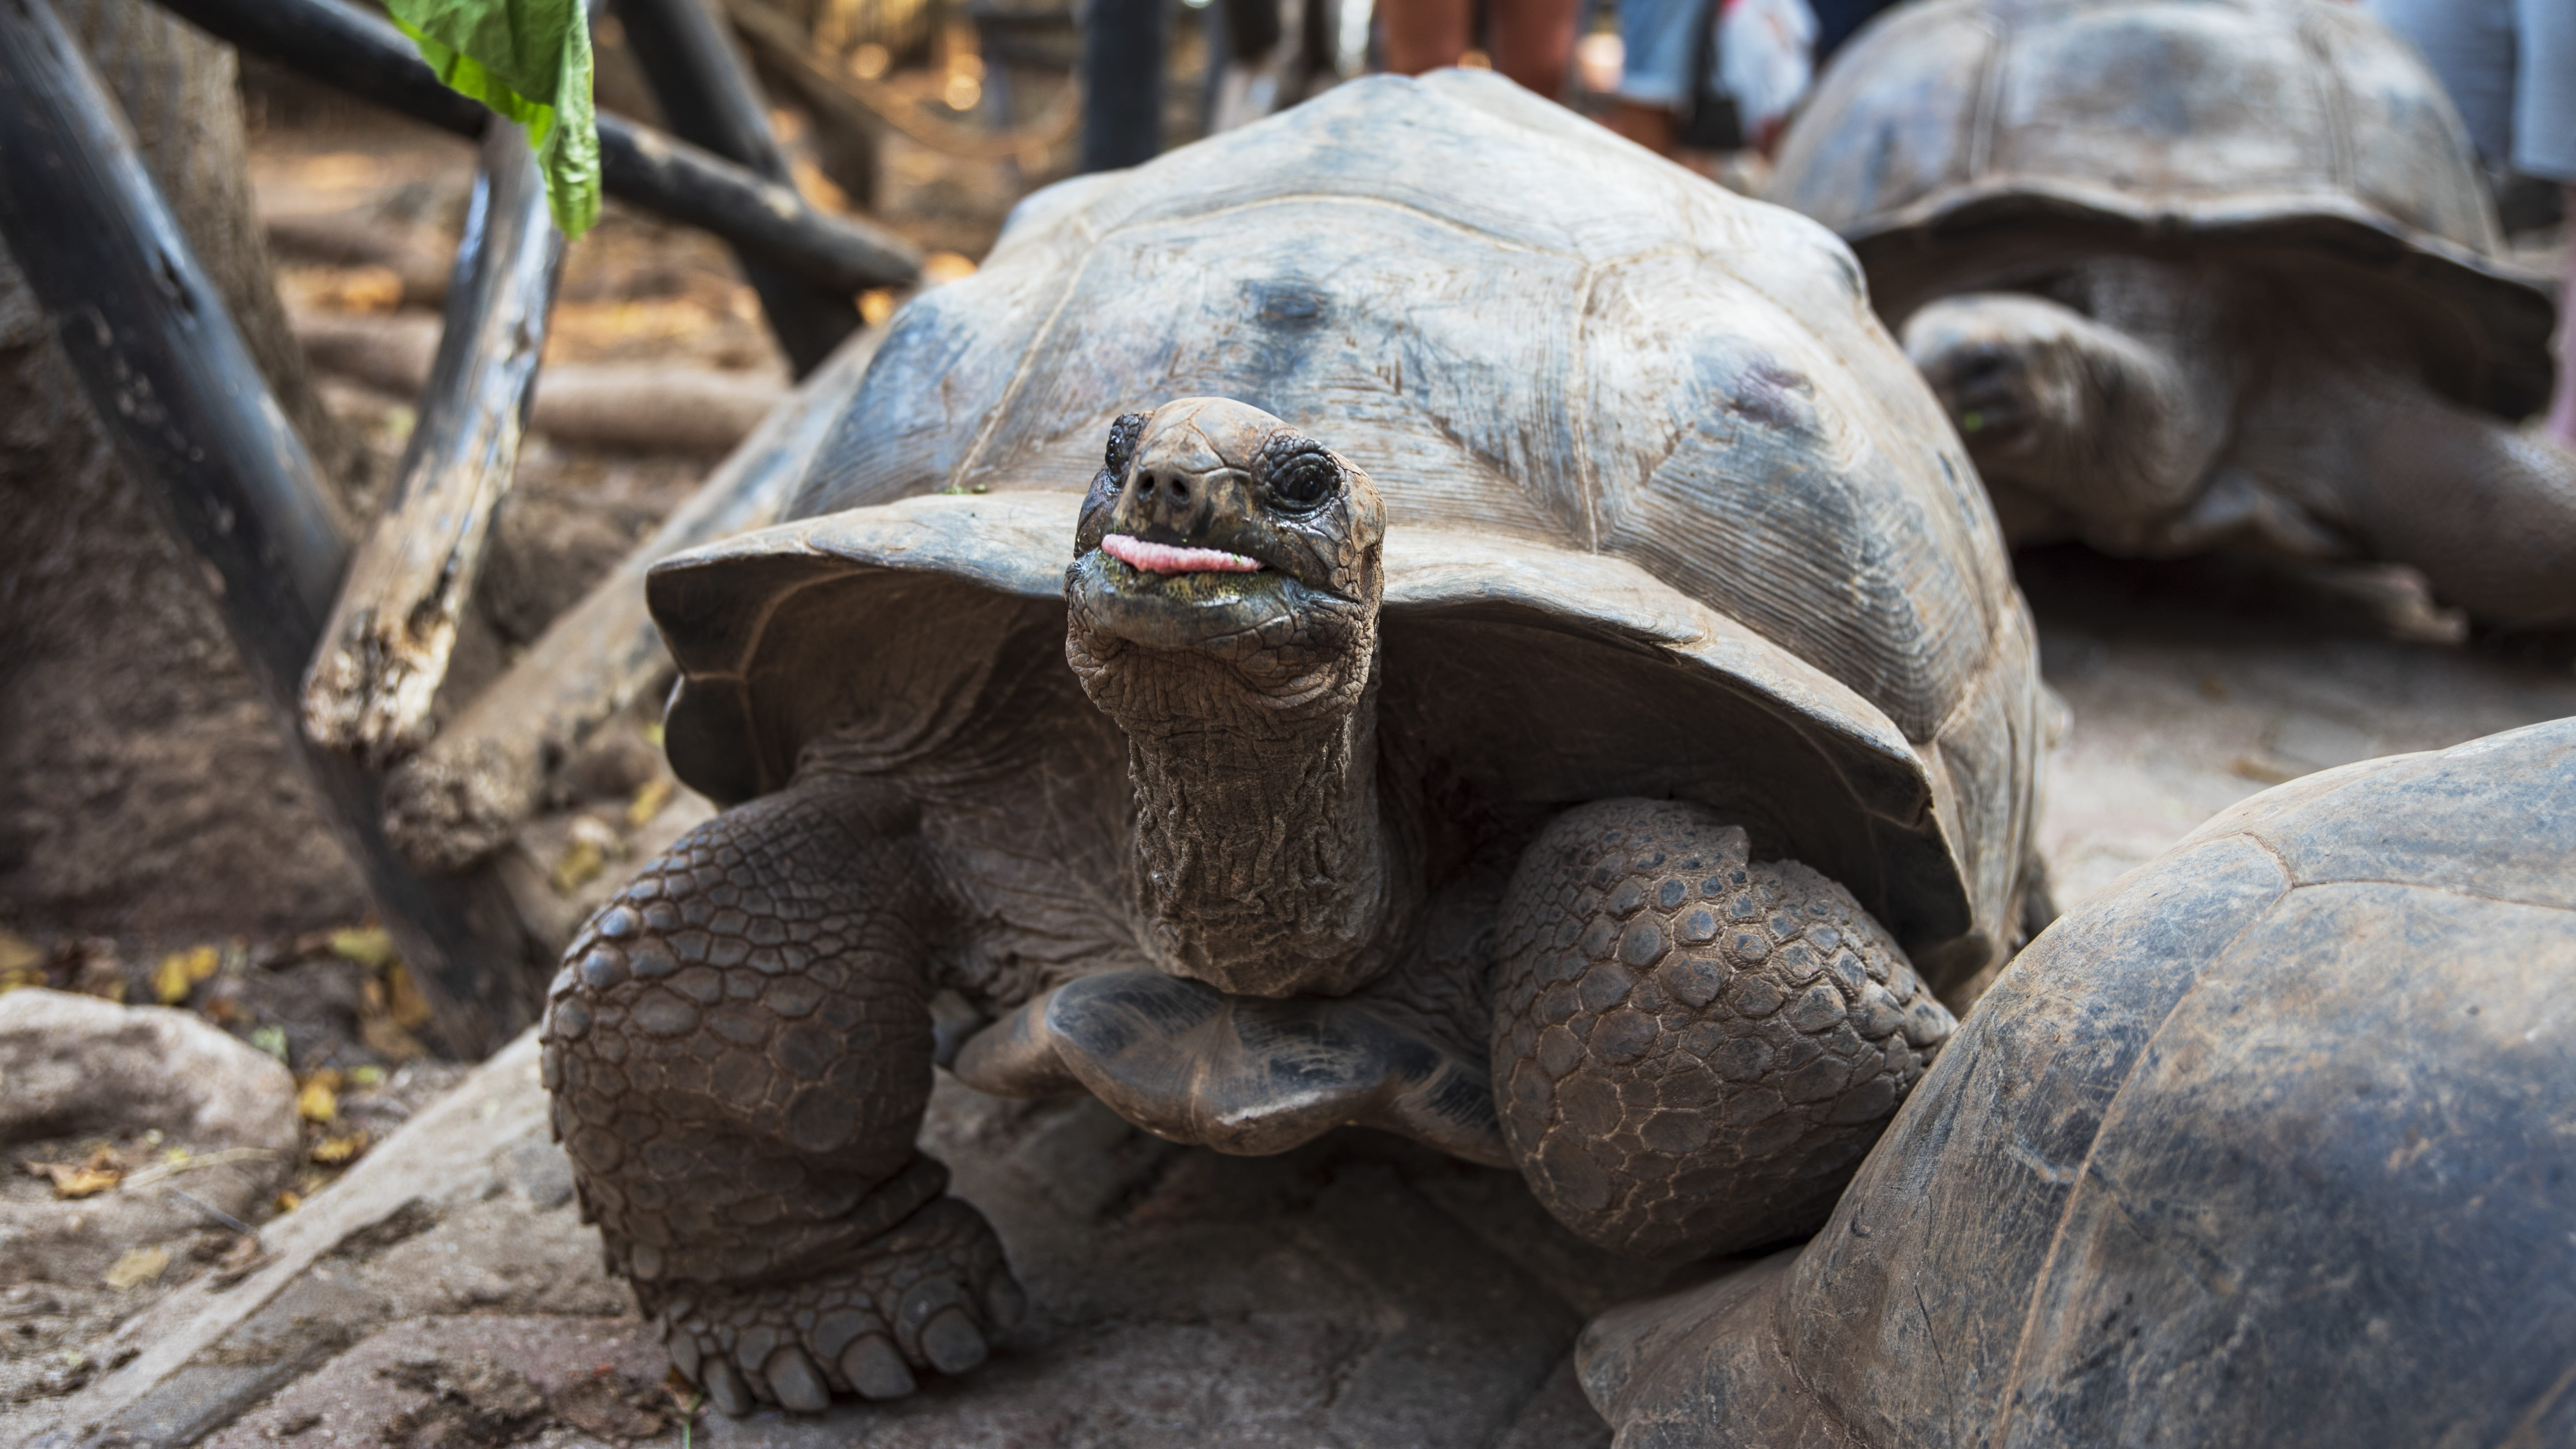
left=1067, top=397, right=1386, bottom=724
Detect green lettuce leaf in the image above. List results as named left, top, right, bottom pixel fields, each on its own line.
left=389, top=0, right=601, bottom=238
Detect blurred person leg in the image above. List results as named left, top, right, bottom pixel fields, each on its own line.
left=1490, top=0, right=1580, bottom=101
left=1606, top=0, right=1697, bottom=152
left=1380, top=0, right=1471, bottom=75
left=2513, top=0, right=2576, bottom=443
left=2364, top=0, right=2515, bottom=165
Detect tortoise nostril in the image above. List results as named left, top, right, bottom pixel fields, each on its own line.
left=1137, top=472, right=1159, bottom=497
left=1168, top=478, right=1190, bottom=504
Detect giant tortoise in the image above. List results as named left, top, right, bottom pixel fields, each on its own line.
left=538, top=70, right=2049, bottom=1415
left=1771, top=0, right=2576, bottom=627
left=1580, top=716, right=2576, bottom=1448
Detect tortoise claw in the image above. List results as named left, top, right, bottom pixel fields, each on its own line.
left=702, top=1358, right=751, bottom=1418
left=921, top=1306, right=989, bottom=1374
left=765, top=1345, right=831, bottom=1412
left=841, top=1333, right=915, bottom=1399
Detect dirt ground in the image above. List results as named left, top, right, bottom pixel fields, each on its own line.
left=4, top=29, right=2576, bottom=1447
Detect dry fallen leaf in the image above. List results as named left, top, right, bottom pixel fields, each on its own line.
left=208, top=1232, right=270, bottom=1287
left=552, top=817, right=627, bottom=896
left=310, top=1132, right=367, bottom=1165
left=330, top=926, right=397, bottom=970
left=24, top=1158, right=123, bottom=1199
left=274, top=1188, right=303, bottom=1213
left=295, top=1071, right=342, bottom=1124
left=103, top=1245, right=170, bottom=1290
left=626, top=777, right=674, bottom=829
left=385, top=963, right=433, bottom=1031
left=152, top=944, right=220, bottom=1005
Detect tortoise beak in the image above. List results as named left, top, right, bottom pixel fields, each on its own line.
left=1087, top=398, right=1284, bottom=569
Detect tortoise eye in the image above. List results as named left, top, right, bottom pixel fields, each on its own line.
left=1102, top=412, right=1148, bottom=486
left=1269, top=450, right=1338, bottom=511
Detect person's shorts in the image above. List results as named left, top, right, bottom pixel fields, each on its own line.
left=2367, top=0, right=2576, bottom=184
left=1617, top=0, right=1702, bottom=107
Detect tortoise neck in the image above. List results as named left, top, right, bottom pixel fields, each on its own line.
left=1113, top=655, right=1400, bottom=999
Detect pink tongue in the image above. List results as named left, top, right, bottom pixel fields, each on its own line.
left=1102, top=533, right=1265, bottom=575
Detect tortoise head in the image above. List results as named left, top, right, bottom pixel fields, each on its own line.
left=1065, top=397, right=1386, bottom=724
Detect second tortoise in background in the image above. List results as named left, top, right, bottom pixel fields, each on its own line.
left=1771, top=0, right=2576, bottom=628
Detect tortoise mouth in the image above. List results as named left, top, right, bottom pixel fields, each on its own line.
left=1100, top=533, right=1266, bottom=575
left=1068, top=546, right=1320, bottom=653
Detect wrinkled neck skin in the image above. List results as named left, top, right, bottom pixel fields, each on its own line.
left=1068, top=600, right=1413, bottom=1000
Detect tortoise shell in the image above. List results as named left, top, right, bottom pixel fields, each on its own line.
left=1771, top=0, right=2557, bottom=416
left=650, top=70, right=2046, bottom=987
left=1580, top=717, right=2576, bottom=1446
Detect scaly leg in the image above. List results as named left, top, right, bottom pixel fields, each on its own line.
left=2248, top=363, right=2576, bottom=628
left=1491, top=799, right=1954, bottom=1259
left=540, top=773, right=1023, bottom=1415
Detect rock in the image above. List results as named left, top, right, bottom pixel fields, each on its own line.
left=0, top=990, right=297, bottom=1290
left=21, top=1033, right=1627, bottom=1448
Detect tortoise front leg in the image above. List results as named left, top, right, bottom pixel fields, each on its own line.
left=540, top=773, right=1023, bottom=1415
left=1491, top=799, right=1954, bottom=1259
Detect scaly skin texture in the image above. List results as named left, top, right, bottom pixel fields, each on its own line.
left=1492, top=799, right=1955, bottom=1259
left=1063, top=400, right=1407, bottom=999
left=539, top=774, right=1023, bottom=1415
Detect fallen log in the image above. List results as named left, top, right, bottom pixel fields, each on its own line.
left=146, top=0, right=922, bottom=293
left=292, top=310, right=790, bottom=455
left=0, top=0, right=539, bottom=1053
left=300, top=125, right=564, bottom=765
left=526, top=363, right=789, bottom=455
left=382, top=323, right=882, bottom=875
left=264, top=209, right=458, bottom=309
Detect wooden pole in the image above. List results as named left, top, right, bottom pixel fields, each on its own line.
left=145, top=0, right=922, bottom=292
left=1081, top=0, right=1170, bottom=172
left=300, top=125, right=564, bottom=765
left=614, top=0, right=863, bottom=376
left=382, top=326, right=885, bottom=875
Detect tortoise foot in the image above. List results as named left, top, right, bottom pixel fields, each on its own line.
left=655, top=1195, right=1024, bottom=1415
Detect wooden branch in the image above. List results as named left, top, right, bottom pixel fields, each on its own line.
left=292, top=310, right=791, bottom=454
left=0, top=0, right=538, bottom=1054
left=613, top=0, right=861, bottom=375
left=382, top=324, right=885, bottom=875
left=145, top=0, right=923, bottom=292
left=300, top=125, right=564, bottom=765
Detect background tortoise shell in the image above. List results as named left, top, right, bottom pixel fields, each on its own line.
left=1772, top=0, right=2558, bottom=416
